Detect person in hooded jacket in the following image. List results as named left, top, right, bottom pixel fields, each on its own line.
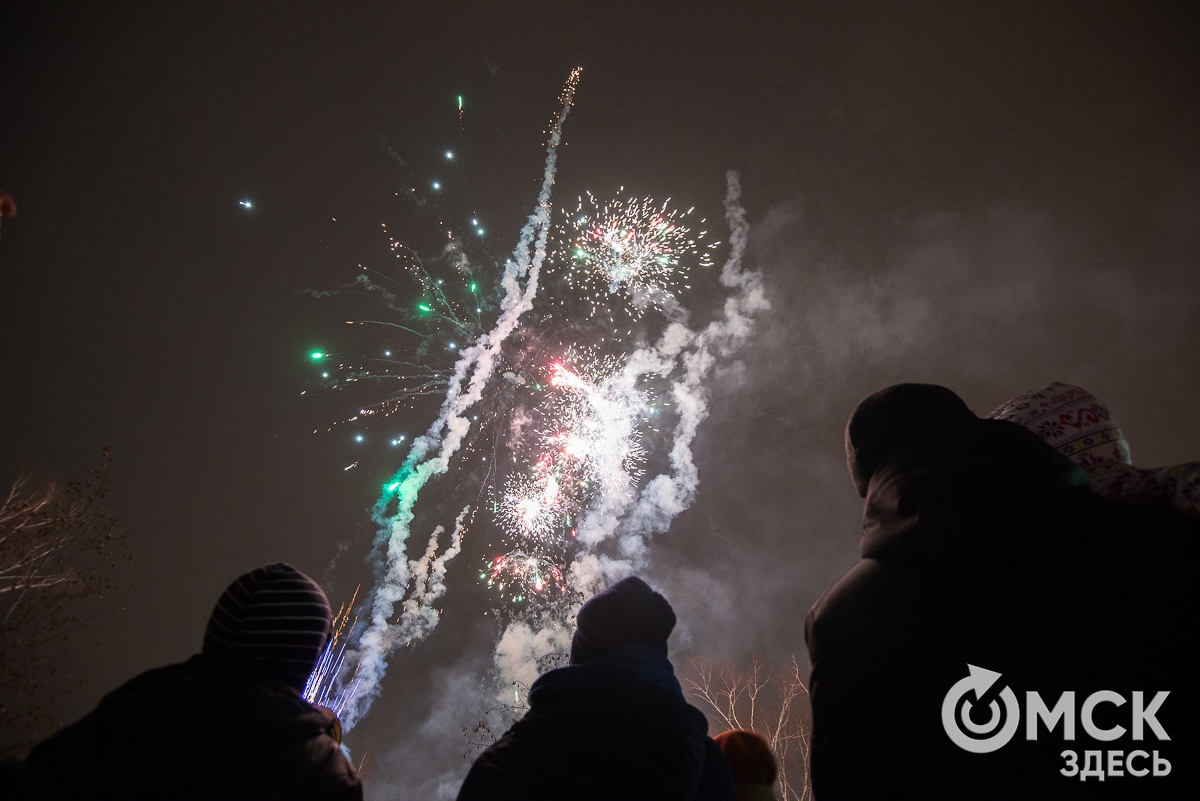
left=805, top=384, right=1198, bottom=800
left=13, top=563, right=362, bottom=801
left=457, top=576, right=735, bottom=801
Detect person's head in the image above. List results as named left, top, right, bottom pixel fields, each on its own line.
left=569, top=576, right=676, bottom=665
left=845, top=383, right=977, bottom=497
left=986, top=381, right=1132, bottom=469
left=202, top=563, right=332, bottom=691
left=714, top=729, right=777, bottom=797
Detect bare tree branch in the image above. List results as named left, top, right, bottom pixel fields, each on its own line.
left=683, top=655, right=812, bottom=801
left=0, top=448, right=131, bottom=758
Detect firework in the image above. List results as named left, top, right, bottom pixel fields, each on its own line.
left=484, top=549, right=569, bottom=607
left=305, top=66, right=766, bottom=732
left=304, top=586, right=361, bottom=718
left=498, top=471, right=571, bottom=541
left=554, top=192, right=718, bottom=321
left=329, top=67, right=583, bottom=730
left=490, top=353, right=648, bottom=602
left=544, top=360, right=647, bottom=499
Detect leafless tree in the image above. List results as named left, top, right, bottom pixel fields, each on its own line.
left=461, top=650, right=570, bottom=759
left=683, top=655, right=812, bottom=801
left=461, top=683, right=530, bottom=760
left=0, top=448, right=130, bottom=757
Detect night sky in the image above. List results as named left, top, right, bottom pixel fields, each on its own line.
left=2, top=2, right=1198, bottom=796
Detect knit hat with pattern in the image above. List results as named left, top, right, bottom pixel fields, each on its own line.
left=990, top=383, right=1200, bottom=519
left=986, top=382, right=1132, bottom=469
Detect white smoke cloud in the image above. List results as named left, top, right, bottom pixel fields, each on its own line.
left=492, top=619, right=574, bottom=704
left=575, top=170, right=767, bottom=562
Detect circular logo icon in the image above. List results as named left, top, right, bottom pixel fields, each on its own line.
left=941, top=664, right=1020, bottom=753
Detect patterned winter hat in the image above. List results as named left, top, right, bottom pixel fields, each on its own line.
left=203, top=563, right=332, bottom=690
left=986, top=382, right=1132, bottom=469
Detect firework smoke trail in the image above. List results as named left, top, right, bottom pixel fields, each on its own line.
left=394, top=504, right=473, bottom=641
left=339, top=69, right=582, bottom=729
left=619, top=170, right=764, bottom=546
left=492, top=170, right=768, bottom=694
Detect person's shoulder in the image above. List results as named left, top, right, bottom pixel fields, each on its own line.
left=1102, top=495, right=1200, bottom=539
left=1075, top=495, right=1200, bottom=574
left=525, top=653, right=708, bottom=736
left=806, top=558, right=894, bottom=636
left=457, top=744, right=521, bottom=801
left=282, top=728, right=363, bottom=801
left=20, top=661, right=204, bottom=785
left=530, top=660, right=688, bottom=717
left=111, top=657, right=330, bottom=741
left=693, top=737, right=735, bottom=801
left=99, top=656, right=199, bottom=697
left=233, top=683, right=338, bottom=744
left=806, top=554, right=958, bottom=670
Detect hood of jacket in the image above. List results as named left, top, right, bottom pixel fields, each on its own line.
left=861, top=418, right=1091, bottom=565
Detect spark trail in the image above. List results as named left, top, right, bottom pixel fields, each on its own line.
left=339, top=68, right=582, bottom=729
left=304, top=586, right=360, bottom=717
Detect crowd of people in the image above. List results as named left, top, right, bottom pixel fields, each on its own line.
left=3, top=382, right=1196, bottom=799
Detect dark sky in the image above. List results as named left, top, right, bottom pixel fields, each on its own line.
left=2, top=1, right=1198, bottom=796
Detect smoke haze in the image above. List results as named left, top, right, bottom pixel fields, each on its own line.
left=1, top=1, right=1196, bottom=796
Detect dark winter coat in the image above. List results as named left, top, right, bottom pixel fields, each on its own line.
left=806, top=419, right=1199, bottom=800
left=457, top=645, right=734, bottom=801
left=16, top=654, right=361, bottom=801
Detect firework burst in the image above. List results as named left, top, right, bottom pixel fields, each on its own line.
left=555, top=192, right=718, bottom=321
left=484, top=550, right=569, bottom=607
left=491, top=353, right=649, bottom=598
left=498, top=471, right=571, bottom=541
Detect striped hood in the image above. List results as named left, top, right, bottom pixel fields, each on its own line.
left=203, top=563, right=332, bottom=691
